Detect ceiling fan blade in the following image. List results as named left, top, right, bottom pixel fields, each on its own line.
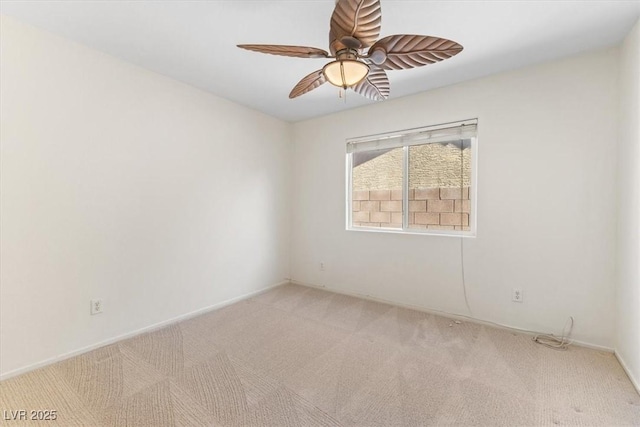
left=352, top=68, right=389, bottom=101
left=329, top=0, right=381, bottom=53
left=369, top=35, right=463, bottom=70
left=237, top=44, right=329, bottom=58
left=289, top=69, right=327, bottom=99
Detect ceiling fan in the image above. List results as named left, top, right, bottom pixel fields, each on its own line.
left=237, top=0, right=463, bottom=101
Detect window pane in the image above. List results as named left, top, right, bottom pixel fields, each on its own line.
left=352, top=147, right=403, bottom=229
left=408, top=140, right=471, bottom=232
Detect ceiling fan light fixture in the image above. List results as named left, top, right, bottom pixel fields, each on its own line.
left=322, top=59, right=369, bottom=89
left=238, top=0, right=463, bottom=100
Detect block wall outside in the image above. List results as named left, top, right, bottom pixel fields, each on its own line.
left=352, top=187, right=470, bottom=231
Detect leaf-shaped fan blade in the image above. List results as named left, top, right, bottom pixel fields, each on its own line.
left=330, top=0, right=381, bottom=52
left=289, top=70, right=327, bottom=99
left=352, top=68, right=389, bottom=101
left=370, top=35, right=463, bottom=70
left=237, top=44, right=329, bottom=58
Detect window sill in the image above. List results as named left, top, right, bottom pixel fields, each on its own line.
left=346, top=226, right=476, bottom=238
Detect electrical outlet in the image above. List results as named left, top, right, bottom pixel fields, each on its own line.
left=91, top=299, right=104, bottom=315
left=512, top=289, right=523, bottom=303
left=320, top=262, right=326, bottom=271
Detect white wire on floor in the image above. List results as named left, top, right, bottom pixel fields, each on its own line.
left=532, top=316, right=574, bottom=350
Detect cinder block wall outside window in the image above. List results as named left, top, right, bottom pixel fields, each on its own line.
left=352, top=187, right=470, bottom=230
left=352, top=142, right=471, bottom=230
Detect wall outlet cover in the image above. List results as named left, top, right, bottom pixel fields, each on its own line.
left=90, top=299, right=104, bottom=315
left=512, top=289, right=523, bottom=303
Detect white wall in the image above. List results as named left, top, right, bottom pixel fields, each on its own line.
left=616, top=19, right=640, bottom=390
left=0, top=16, right=291, bottom=377
left=291, top=48, right=619, bottom=348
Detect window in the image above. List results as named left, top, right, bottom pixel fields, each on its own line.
left=346, top=119, right=477, bottom=236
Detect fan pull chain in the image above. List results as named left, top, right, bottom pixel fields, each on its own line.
left=338, top=88, right=347, bottom=103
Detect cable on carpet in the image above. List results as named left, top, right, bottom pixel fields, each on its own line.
left=532, top=316, right=574, bottom=350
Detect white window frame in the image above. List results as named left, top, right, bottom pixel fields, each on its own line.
left=346, top=119, right=478, bottom=237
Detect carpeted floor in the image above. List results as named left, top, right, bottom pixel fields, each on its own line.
left=1, top=283, right=639, bottom=426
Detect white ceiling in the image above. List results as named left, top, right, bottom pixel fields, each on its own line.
left=1, top=1, right=639, bottom=122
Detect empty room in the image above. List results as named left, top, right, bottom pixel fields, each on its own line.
left=1, top=0, right=639, bottom=425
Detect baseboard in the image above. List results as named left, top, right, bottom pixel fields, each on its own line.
left=0, top=280, right=289, bottom=382
left=290, top=279, right=614, bottom=353
left=615, top=350, right=640, bottom=396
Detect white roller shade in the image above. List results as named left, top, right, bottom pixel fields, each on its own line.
left=346, top=119, right=477, bottom=153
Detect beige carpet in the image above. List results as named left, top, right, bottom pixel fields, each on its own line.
left=1, top=283, right=639, bottom=426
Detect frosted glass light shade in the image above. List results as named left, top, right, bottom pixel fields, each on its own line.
left=323, top=60, right=369, bottom=88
